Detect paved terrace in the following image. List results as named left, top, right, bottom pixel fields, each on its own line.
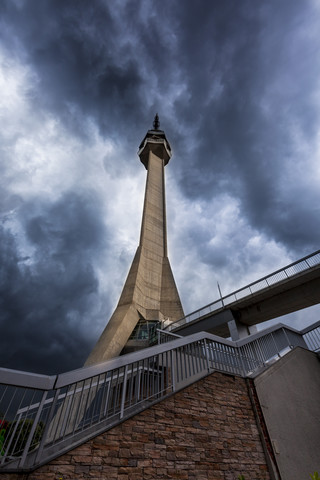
left=164, top=250, right=320, bottom=338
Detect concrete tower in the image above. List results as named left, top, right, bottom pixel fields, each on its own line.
left=85, top=115, right=184, bottom=365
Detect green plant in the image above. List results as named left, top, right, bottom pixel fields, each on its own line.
left=0, top=428, right=6, bottom=456
left=238, top=476, right=245, bottom=480
left=4, top=419, right=44, bottom=456
left=310, top=473, right=320, bottom=480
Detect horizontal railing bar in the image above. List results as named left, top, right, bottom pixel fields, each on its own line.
left=156, top=328, right=182, bottom=338
left=300, top=319, right=320, bottom=335
left=0, top=368, right=56, bottom=390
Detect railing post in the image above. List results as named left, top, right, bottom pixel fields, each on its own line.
left=1, top=413, right=21, bottom=465
left=203, top=339, right=211, bottom=372
left=238, top=346, right=247, bottom=377
left=103, top=376, right=112, bottom=417
left=120, top=365, right=128, bottom=419
left=171, top=350, right=176, bottom=392
left=257, top=338, right=266, bottom=363
left=35, top=388, right=61, bottom=463
left=282, top=327, right=292, bottom=350
left=19, top=391, right=48, bottom=469
left=135, top=367, right=142, bottom=402
left=271, top=332, right=281, bottom=357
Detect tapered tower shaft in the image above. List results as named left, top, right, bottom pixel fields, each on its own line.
left=85, top=117, right=184, bottom=365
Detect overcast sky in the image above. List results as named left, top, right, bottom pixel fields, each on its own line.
left=1, top=0, right=320, bottom=374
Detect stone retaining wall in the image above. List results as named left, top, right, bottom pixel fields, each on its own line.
left=1, top=372, right=271, bottom=480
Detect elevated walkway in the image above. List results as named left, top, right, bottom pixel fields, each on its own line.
left=0, top=320, right=319, bottom=472
left=164, top=250, right=320, bottom=338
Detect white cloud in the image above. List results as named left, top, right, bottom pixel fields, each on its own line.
left=165, top=171, right=294, bottom=314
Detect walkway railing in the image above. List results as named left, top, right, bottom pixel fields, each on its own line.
left=0, top=321, right=318, bottom=472
left=165, top=249, right=320, bottom=332
left=157, top=328, right=182, bottom=344
left=301, top=319, right=320, bottom=352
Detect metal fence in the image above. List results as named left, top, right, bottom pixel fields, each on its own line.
left=302, top=320, right=320, bottom=352
left=0, top=322, right=317, bottom=472
left=165, top=250, right=320, bottom=332
left=157, top=328, right=182, bottom=344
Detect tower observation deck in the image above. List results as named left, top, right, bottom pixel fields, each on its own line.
left=85, top=116, right=184, bottom=365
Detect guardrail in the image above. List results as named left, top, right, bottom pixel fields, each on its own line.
left=165, top=250, right=320, bottom=332
left=157, top=328, right=182, bottom=344
left=1, top=321, right=318, bottom=472
left=301, top=319, right=320, bottom=352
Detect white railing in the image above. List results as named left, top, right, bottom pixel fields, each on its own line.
left=165, top=250, right=320, bottom=332
left=0, top=321, right=317, bottom=472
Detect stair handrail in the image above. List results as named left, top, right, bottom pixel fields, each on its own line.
left=0, top=320, right=319, bottom=472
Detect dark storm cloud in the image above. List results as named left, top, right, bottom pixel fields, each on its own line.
left=0, top=0, right=163, bottom=142
left=1, top=0, right=320, bottom=373
left=166, top=0, right=320, bottom=254
left=0, top=191, right=109, bottom=374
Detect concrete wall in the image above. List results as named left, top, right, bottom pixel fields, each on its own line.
left=2, top=372, right=271, bottom=480
left=254, top=347, right=320, bottom=480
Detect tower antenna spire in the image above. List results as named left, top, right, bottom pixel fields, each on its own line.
left=153, top=113, right=160, bottom=130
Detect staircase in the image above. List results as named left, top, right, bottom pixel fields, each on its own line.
left=0, top=321, right=319, bottom=472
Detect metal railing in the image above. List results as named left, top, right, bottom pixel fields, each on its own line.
left=301, top=320, right=320, bottom=352
left=165, top=250, right=320, bottom=332
left=0, top=321, right=318, bottom=472
left=157, top=328, right=182, bottom=344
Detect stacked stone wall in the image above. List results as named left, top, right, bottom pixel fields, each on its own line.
left=1, top=372, right=271, bottom=480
